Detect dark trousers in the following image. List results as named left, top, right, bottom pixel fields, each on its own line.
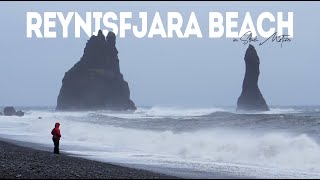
left=52, top=137, right=60, bottom=154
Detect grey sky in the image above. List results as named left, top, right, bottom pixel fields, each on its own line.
left=0, top=1, right=319, bottom=107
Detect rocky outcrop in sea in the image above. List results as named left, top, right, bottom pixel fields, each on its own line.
left=56, top=30, right=136, bottom=111
left=2, top=107, right=25, bottom=116
left=237, top=44, right=269, bottom=111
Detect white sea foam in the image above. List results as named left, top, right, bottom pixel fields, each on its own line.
left=98, top=106, right=228, bottom=119
left=235, top=108, right=299, bottom=115
left=0, top=107, right=319, bottom=178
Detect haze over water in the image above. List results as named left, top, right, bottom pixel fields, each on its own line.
left=0, top=1, right=320, bottom=178
left=1, top=106, right=320, bottom=178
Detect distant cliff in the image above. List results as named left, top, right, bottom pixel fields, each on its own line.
left=56, top=30, right=136, bottom=111
left=237, top=44, right=269, bottom=111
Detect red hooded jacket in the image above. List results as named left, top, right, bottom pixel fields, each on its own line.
left=51, top=122, right=61, bottom=140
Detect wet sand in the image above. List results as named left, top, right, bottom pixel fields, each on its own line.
left=0, top=140, right=180, bottom=179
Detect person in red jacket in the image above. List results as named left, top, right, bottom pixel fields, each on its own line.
left=51, top=122, right=61, bottom=154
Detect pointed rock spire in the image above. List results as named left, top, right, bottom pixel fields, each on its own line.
left=56, top=30, right=136, bottom=111
left=237, top=44, right=269, bottom=111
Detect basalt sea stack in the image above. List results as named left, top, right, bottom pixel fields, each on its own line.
left=237, top=44, right=269, bottom=111
left=56, top=30, right=136, bottom=111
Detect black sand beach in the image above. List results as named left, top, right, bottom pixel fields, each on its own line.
left=0, top=140, right=179, bottom=179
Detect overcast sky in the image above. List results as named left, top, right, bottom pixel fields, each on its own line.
left=0, top=1, right=319, bottom=107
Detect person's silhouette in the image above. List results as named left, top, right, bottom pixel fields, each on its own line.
left=51, top=122, right=61, bottom=154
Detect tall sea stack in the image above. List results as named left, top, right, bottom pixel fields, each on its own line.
left=56, top=30, right=136, bottom=111
left=237, top=44, right=269, bottom=111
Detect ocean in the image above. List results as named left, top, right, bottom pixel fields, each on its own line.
left=1, top=106, right=320, bottom=178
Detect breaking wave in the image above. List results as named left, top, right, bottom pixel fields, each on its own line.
left=0, top=106, right=320, bottom=178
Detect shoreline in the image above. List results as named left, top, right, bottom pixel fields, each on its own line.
left=0, top=136, right=242, bottom=179
left=0, top=138, right=180, bottom=179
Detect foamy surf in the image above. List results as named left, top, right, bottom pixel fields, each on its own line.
left=0, top=106, right=320, bottom=178
left=95, top=106, right=229, bottom=119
